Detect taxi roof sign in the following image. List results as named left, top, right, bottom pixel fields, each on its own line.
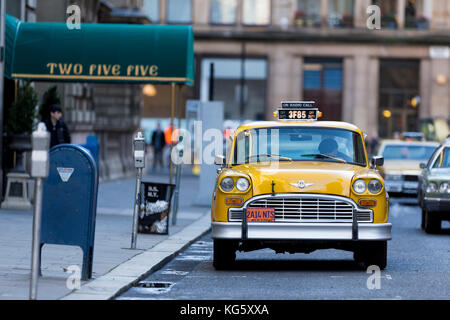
left=281, top=101, right=315, bottom=109
left=275, top=101, right=322, bottom=121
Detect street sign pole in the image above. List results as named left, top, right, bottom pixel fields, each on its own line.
left=29, top=123, right=50, bottom=300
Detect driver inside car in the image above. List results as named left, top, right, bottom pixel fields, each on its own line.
left=318, top=138, right=349, bottom=161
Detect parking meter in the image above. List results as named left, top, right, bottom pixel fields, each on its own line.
left=131, top=131, right=145, bottom=249
left=29, top=122, right=50, bottom=300
left=31, top=123, right=50, bottom=178
left=133, top=132, right=146, bottom=168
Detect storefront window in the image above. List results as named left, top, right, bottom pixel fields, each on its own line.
left=242, top=0, right=271, bottom=26
left=200, top=58, right=267, bottom=120
left=328, top=0, right=354, bottom=28
left=144, top=0, right=159, bottom=23
left=210, top=0, right=238, bottom=25
left=167, top=0, right=192, bottom=24
left=295, top=0, right=321, bottom=28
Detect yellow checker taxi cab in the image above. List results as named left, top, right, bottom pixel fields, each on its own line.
left=211, top=101, right=391, bottom=270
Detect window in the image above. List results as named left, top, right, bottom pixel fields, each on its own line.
left=242, top=0, right=271, bottom=26
left=432, top=148, right=450, bottom=168
left=303, top=58, right=343, bottom=121
left=328, top=0, right=354, bottom=28
left=295, top=0, right=321, bottom=27
left=144, top=0, right=159, bottom=22
left=211, top=0, right=238, bottom=25
left=200, top=58, right=267, bottom=120
left=167, top=0, right=192, bottom=24
left=233, top=127, right=366, bottom=166
left=382, top=145, right=437, bottom=161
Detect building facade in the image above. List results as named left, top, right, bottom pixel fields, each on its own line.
left=142, top=0, right=450, bottom=141
left=34, top=0, right=144, bottom=181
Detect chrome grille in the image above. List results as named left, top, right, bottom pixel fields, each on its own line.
left=229, top=195, right=372, bottom=222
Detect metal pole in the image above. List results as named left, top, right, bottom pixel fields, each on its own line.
left=131, top=167, right=142, bottom=249
left=172, top=85, right=183, bottom=225
left=0, top=0, right=6, bottom=201
left=239, top=42, right=246, bottom=121
left=209, top=63, right=215, bottom=101
left=29, top=177, right=43, bottom=300
left=169, top=83, right=175, bottom=184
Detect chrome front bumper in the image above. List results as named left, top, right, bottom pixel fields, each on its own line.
left=212, top=222, right=392, bottom=241
left=224, top=193, right=381, bottom=241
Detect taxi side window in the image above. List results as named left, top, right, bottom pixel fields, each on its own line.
left=234, top=131, right=250, bottom=164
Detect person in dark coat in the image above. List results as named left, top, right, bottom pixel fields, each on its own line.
left=151, top=122, right=166, bottom=172
left=44, top=104, right=71, bottom=148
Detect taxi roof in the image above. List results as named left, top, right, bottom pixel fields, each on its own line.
left=236, top=120, right=363, bottom=133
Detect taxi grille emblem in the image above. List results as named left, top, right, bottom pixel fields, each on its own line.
left=291, top=180, right=313, bottom=189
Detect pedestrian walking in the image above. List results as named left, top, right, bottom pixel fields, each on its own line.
left=151, top=123, right=166, bottom=172
left=44, top=104, right=71, bottom=148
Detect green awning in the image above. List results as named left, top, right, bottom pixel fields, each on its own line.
left=4, top=14, right=194, bottom=85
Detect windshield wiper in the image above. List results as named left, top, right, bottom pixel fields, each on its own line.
left=301, top=153, right=347, bottom=163
left=245, top=154, right=292, bottom=163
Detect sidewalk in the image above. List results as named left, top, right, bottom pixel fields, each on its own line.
left=0, top=169, right=211, bottom=300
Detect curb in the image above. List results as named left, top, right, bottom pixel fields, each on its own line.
left=61, top=211, right=211, bottom=300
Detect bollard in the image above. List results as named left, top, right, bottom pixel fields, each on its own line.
left=172, top=136, right=184, bottom=225
left=131, top=131, right=146, bottom=249
left=29, top=123, right=50, bottom=300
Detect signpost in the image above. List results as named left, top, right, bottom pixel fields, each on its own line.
left=131, top=132, right=145, bottom=249
left=29, top=123, right=50, bottom=300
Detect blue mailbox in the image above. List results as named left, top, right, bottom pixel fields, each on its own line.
left=40, top=144, right=98, bottom=280
left=80, top=135, right=99, bottom=170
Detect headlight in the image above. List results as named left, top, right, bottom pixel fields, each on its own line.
left=385, top=174, right=402, bottom=181
left=439, top=182, right=449, bottom=194
left=368, top=179, right=383, bottom=194
left=353, top=179, right=367, bottom=194
left=220, top=177, right=234, bottom=192
left=426, top=182, right=438, bottom=193
left=236, top=177, right=250, bottom=192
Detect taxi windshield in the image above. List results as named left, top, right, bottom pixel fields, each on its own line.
left=232, top=127, right=366, bottom=166
left=382, top=144, right=437, bottom=161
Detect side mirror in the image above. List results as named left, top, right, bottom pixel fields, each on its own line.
left=214, top=155, right=225, bottom=166
left=420, top=162, right=427, bottom=169
left=370, top=156, right=384, bottom=168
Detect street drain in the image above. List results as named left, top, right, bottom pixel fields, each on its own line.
left=136, top=281, right=173, bottom=288
left=133, top=281, right=174, bottom=294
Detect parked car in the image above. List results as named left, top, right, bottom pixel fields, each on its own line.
left=376, top=140, right=439, bottom=196
left=418, top=140, right=450, bottom=233
left=211, top=101, right=391, bottom=270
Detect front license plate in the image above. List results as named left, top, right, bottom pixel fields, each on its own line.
left=246, top=208, right=275, bottom=222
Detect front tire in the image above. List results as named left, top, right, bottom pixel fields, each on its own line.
left=424, top=209, right=441, bottom=234
left=421, top=208, right=425, bottom=230
left=213, top=239, right=236, bottom=270
left=354, top=241, right=387, bottom=270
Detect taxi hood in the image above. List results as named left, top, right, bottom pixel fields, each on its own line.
left=232, top=161, right=372, bottom=197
